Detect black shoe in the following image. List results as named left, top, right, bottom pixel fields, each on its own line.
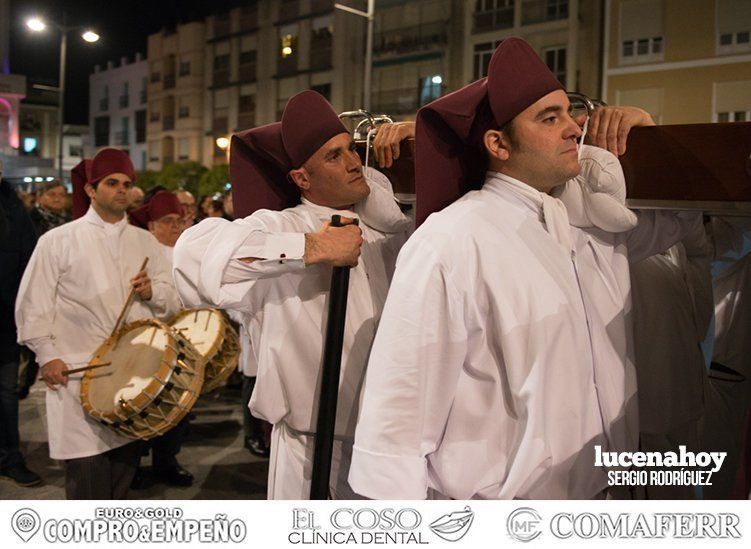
left=245, top=437, right=270, bottom=458
left=154, top=465, right=194, bottom=487
left=130, top=467, right=148, bottom=490
left=0, top=463, right=42, bottom=487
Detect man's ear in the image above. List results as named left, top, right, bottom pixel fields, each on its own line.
left=288, top=168, right=310, bottom=191
left=147, top=220, right=155, bottom=234
left=84, top=182, right=96, bottom=200
left=483, top=129, right=510, bottom=162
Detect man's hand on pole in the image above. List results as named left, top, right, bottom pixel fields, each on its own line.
left=304, top=217, right=363, bottom=267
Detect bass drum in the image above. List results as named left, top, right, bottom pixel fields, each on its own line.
left=169, top=308, right=240, bottom=394
left=81, top=319, right=204, bottom=440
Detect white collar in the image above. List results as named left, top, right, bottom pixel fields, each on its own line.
left=83, top=205, right=129, bottom=235
left=483, top=171, right=573, bottom=254
left=300, top=197, right=358, bottom=223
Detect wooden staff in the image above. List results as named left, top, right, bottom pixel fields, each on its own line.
left=111, top=257, right=149, bottom=337
left=310, top=215, right=358, bottom=500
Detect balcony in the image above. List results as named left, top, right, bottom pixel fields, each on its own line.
left=522, top=0, right=569, bottom=25
left=114, top=130, right=130, bottom=145
left=164, top=74, right=176, bottom=89
left=163, top=116, right=175, bottom=131
left=99, top=98, right=109, bottom=111
left=372, top=88, right=419, bottom=115
left=374, top=21, right=448, bottom=55
left=473, top=6, right=514, bottom=33
left=119, top=95, right=129, bottom=108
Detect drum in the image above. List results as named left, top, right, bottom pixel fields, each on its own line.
left=169, top=308, right=240, bottom=394
left=80, top=318, right=204, bottom=440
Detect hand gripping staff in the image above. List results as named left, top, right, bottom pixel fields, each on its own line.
left=310, top=215, right=359, bottom=499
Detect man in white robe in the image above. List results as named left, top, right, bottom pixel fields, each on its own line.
left=15, top=149, right=180, bottom=499
left=349, top=38, right=695, bottom=500
left=173, top=91, right=412, bottom=499
left=630, top=219, right=713, bottom=499
left=128, top=190, right=194, bottom=487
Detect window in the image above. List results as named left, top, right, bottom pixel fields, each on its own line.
left=99, top=86, right=109, bottom=111
left=178, top=138, right=190, bottom=161
left=94, top=116, right=110, bottom=147
left=278, top=25, right=300, bottom=76
left=474, top=0, right=514, bottom=33
left=521, top=0, right=568, bottom=25
left=148, top=141, right=159, bottom=162
left=135, top=110, right=146, bottom=143
left=544, top=47, right=566, bottom=84
left=717, top=0, right=751, bottom=53
left=213, top=54, right=230, bottom=86
left=716, top=111, right=749, bottom=122
left=140, top=77, right=148, bottom=104
left=473, top=41, right=501, bottom=79
left=150, top=71, right=161, bottom=83
left=68, top=144, right=82, bottom=157
left=239, top=50, right=257, bottom=83
left=116, top=116, right=129, bottom=145
left=714, top=79, right=751, bottom=123
left=238, top=94, right=256, bottom=129
left=310, top=16, right=333, bottom=71
left=620, top=1, right=664, bottom=64
left=419, top=75, right=442, bottom=107
left=311, top=84, right=331, bottom=101
left=179, top=61, right=191, bottom=76
left=119, top=82, right=129, bottom=108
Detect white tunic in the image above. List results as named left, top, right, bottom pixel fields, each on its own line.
left=15, top=206, right=180, bottom=460
left=630, top=216, right=713, bottom=435
left=172, top=178, right=409, bottom=438
left=349, top=172, right=693, bottom=500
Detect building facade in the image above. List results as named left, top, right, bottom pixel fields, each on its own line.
left=603, top=0, right=751, bottom=124
left=201, top=0, right=366, bottom=166
left=147, top=22, right=206, bottom=171
left=88, top=54, right=149, bottom=170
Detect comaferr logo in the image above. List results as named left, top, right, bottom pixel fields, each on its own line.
left=429, top=506, right=475, bottom=542
left=551, top=513, right=741, bottom=539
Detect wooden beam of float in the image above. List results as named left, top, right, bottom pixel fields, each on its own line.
left=621, top=122, right=751, bottom=215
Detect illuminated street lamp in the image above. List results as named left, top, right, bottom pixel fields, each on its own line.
left=26, top=16, right=100, bottom=182
left=216, top=136, right=230, bottom=163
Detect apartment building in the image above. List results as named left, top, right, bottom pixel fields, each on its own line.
left=465, top=0, right=603, bottom=98
left=147, top=22, right=206, bottom=170
left=603, top=0, right=751, bottom=124
left=202, top=0, right=366, bottom=166
left=88, top=55, right=148, bottom=170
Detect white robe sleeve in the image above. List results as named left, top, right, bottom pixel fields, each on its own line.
left=349, top=235, right=467, bottom=499
left=172, top=216, right=306, bottom=311
left=143, top=236, right=181, bottom=320
left=625, top=210, right=700, bottom=264
left=15, top=233, right=61, bottom=361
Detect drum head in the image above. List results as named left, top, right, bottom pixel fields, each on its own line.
left=85, top=323, right=170, bottom=414
left=170, top=309, right=224, bottom=360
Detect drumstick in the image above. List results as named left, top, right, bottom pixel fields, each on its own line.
left=63, top=362, right=112, bottom=376
left=111, top=257, right=149, bottom=337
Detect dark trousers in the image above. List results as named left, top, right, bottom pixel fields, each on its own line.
left=146, top=416, right=189, bottom=471
left=64, top=441, right=140, bottom=499
left=242, top=375, right=264, bottom=441
left=0, top=344, right=22, bottom=469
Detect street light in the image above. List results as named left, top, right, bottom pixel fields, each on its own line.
left=216, top=136, right=230, bottom=163
left=26, top=16, right=100, bottom=182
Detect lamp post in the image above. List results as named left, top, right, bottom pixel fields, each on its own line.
left=334, top=1, right=374, bottom=111
left=26, top=16, right=99, bottom=183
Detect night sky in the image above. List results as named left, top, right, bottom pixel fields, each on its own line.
left=9, top=0, right=249, bottom=124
